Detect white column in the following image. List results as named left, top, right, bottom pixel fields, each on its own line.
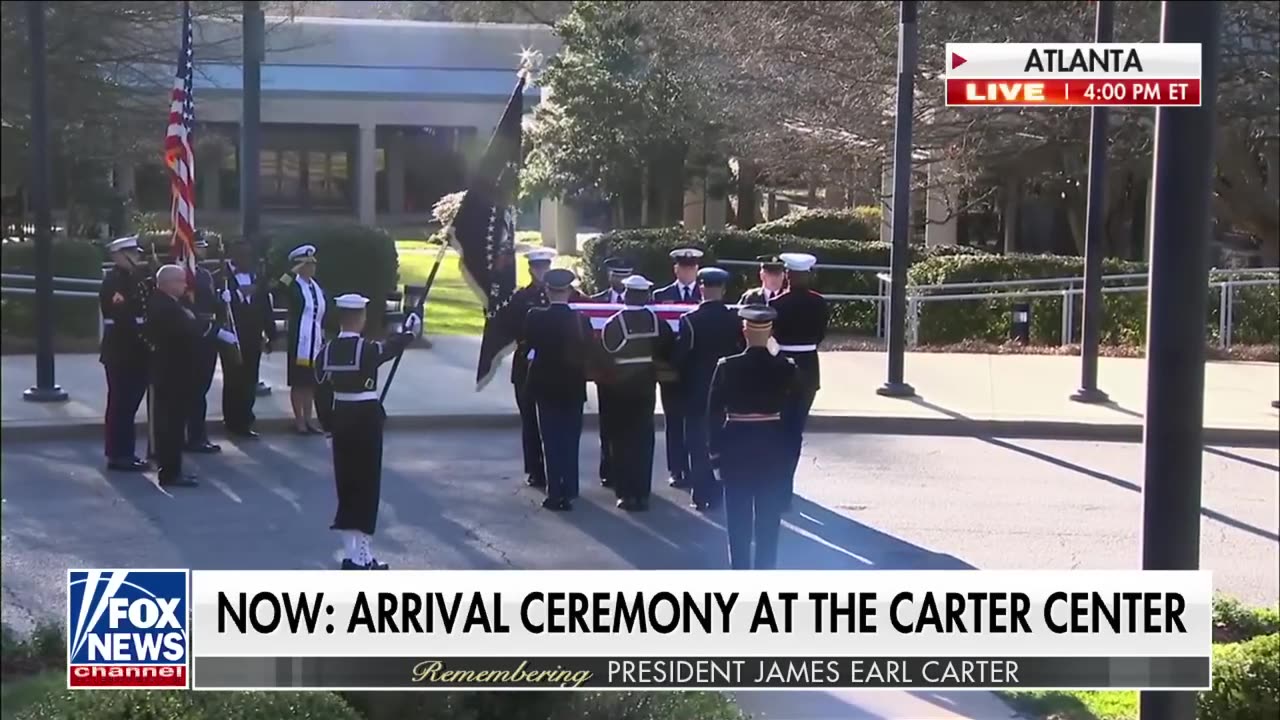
left=357, top=122, right=377, bottom=225
left=879, top=161, right=893, bottom=244
left=554, top=201, right=578, bottom=254
left=683, top=181, right=706, bottom=229
left=387, top=129, right=405, bottom=215
left=925, top=159, right=958, bottom=247
left=540, top=198, right=559, bottom=249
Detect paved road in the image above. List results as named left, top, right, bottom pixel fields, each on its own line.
left=3, top=431, right=1275, bottom=718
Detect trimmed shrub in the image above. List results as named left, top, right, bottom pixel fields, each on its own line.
left=14, top=689, right=361, bottom=720
left=1214, top=596, right=1280, bottom=644
left=264, top=223, right=399, bottom=334
left=1199, top=632, right=1279, bottom=720
left=0, top=239, right=104, bottom=341
left=754, top=206, right=883, bottom=241
left=341, top=691, right=743, bottom=720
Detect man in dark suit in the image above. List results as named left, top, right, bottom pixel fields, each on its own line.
left=589, top=256, right=632, bottom=487
left=652, top=246, right=703, bottom=489
left=673, top=267, right=745, bottom=511
left=738, top=254, right=787, bottom=305
left=221, top=240, right=278, bottom=438
left=147, top=264, right=238, bottom=488
left=524, top=268, right=596, bottom=511
left=505, top=248, right=556, bottom=488
left=98, top=235, right=152, bottom=472
left=184, top=234, right=223, bottom=453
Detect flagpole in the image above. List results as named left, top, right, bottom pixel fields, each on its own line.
left=380, top=241, right=448, bottom=404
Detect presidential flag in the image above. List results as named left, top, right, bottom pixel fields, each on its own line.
left=448, top=72, right=526, bottom=390
left=164, top=0, right=197, bottom=283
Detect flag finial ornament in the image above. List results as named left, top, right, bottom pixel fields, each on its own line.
left=517, top=47, right=543, bottom=79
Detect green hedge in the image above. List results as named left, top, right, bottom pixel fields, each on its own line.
left=1200, top=632, right=1279, bottom=720
left=0, top=240, right=104, bottom=341
left=583, top=227, right=985, bottom=335
left=754, top=206, right=882, bottom=241
left=342, top=691, right=742, bottom=720
left=1214, top=596, right=1280, bottom=644
left=15, top=689, right=362, bottom=720
left=264, top=223, right=400, bottom=333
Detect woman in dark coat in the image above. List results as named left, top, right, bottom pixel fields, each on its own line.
left=282, top=244, right=329, bottom=434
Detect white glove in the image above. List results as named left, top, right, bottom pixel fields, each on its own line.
left=402, top=313, right=422, bottom=338
left=766, top=336, right=780, bottom=356
left=216, top=329, right=239, bottom=345
left=220, top=289, right=232, bottom=303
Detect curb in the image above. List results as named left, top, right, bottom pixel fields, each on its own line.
left=3, top=413, right=1276, bottom=447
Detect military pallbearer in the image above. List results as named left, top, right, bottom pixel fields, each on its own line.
left=505, top=247, right=556, bottom=488
left=99, top=236, right=152, bottom=472
left=653, top=247, right=703, bottom=489
left=707, top=305, right=799, bottom=569
left=738, top=254, right=787, bottom=305
left=316, top=293, right=420, bottom=570
left=590, top=256, right=632, bottom=487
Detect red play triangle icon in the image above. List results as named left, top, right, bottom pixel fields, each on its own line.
left=951, top=53, right=967, bottom=70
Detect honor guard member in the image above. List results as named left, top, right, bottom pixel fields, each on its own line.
left=673, top=267, right=744, bottom=511
left=508, top=247, right=557, bottom=488
left=282, top=244, right=329, bottom=435
left=99, top=235, right=151, bottom=471
left=707, top=305, right=799, bottom=569
left=316, top=294, right=420, bottom=569
left=184, top=232, right=222, bottom=454
left=652, top=246, right=703, bottom=489
left=146, top=264, right=239, bottom=488
left=524, top=268, right=596, bottom=511
left=600, top=274, right=676, bottom=511
left=220, top=241, right=278, bottom=437
left=770, top=252, right=829, bottom=511
left=739, top=254, right=787, bottom=305
left=590, top=256, right=632, bottom=487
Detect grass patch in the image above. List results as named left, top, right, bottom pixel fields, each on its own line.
left=1000, top=690, right=1137, bottom=720
left=397, top=241, right=579, bottom=337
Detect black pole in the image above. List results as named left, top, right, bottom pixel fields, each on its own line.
left=241, top=1, right=263, bottom=260
left=23, top=0, right=67, bottom=404
left=877, top=0, right=917, bottom=398
left=1139, top=3, right=1221, bottom=720
left=1071, top=0, right=1115, bottom=405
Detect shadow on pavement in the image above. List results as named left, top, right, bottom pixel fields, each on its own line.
left=906, top=397, right=1279, bottom=543
left=1203, top=446, right=1280, bottom=473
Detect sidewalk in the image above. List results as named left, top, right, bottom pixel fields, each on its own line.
left=2, top=336, right=1277, bottom=444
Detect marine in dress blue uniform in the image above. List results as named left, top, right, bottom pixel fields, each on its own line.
left=707, top=306, right=799, bottom=569
left=98, top=236, right=151, bottom=472
left=315, top=294, right=418, bottom=570
left=525, top=268, right=597, bottom=511
left=600, top=275, right=676, bottom=511
left=769, top=253, right=829, bottom=511
left=589, top=257, right=632, bottom=488
left=220, top=241, right=278, bottom=438
left=673, top=267, right=744, bottom=511
left=505, top=248, right=556, bottom=488
left=652, top=247, right=703, bottom=489
left=737, top=255, right=787, bottom=305
left=184, top=233, right=223, bottom=454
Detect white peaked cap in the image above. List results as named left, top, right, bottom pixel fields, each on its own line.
left=107, top=236, right=140, bottom=253
left=780, top=252, right=818, bottom=271
left=289, top=244, right=318, bottom=261
left=525, top=248, right=558, bottom=263
left=669, top=247, right=704, bottom=259
left=334, top=294, right=369, bottom=310
left=622, top=275, right=653, bottom=291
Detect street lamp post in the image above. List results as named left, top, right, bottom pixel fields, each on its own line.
left=242, top=2, right=270, bottom=397
left=878, top=0, right=918, bottom=399
left=1139, top=3, right=1221, bottom=719
left=1071, top=0, right=1115, bottom=405
left=23, top=0, right=68, bottom=404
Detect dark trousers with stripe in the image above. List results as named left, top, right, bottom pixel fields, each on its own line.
left=720, top=422, right=790, bottom=570
left=537, top=401, right=584, bottom=502
left=515, top=381, right=544, bottom=481
left=659, top=381, right=688, bottom=481
left=185, top=341, right=218, bottom=445
left=103, top=362, right=148, bottom=461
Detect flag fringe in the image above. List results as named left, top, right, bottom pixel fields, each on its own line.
left=474, top=335, right=516, bottom=393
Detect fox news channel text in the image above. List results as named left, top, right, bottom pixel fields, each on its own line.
left=945, top=43, right=1202, bottom=107
left=182, top=570, right=1211, bottom=691
left=68, top=570, right=190, bottom=688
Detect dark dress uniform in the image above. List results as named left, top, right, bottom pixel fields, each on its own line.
left=185, top=265, right=222, bottom=449
left=285, top=275, right=329, bottom=388
left=504, top=281, right=550, bottom=486
left=316, top=329, right=413, bottom=538
left=738, top=286, right=782, bottom=306
left=770, top=283, right=829, bottom=509
left=220, top=260, right=278, bottom=435
left=652, top=280, right=700, bottom=487
left=600, top=288, right=676, bottom=511
left=673, top=274, right=744, bottom=510
left=589, top=286, right=625, bottom=486
left=525, top=285, right=596, bottom=509
left=147, top=290, right=222, bottom=485
left=99, top=263, right=151, bottom=469
left=707, top=327, right=799, bottom=570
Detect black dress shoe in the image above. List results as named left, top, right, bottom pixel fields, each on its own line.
left=184, top=442, right=221, bottom=454
left=159, top=476, right=198, bottom=488
left=107, top=459, right=149, bottom=472
left=542, top=497, right=572, bottom=511
left=366, top=559, right=389, bottom=570
left=525, top=474, right=546, bottom=489
left=226, top=428, right=259, bottom=439
left=341, top=559, right=364, bottom=570
left=615, top=497, right=632, bottom=510
left=668, top=476, right=691, bottom=489
left=600, top=478, right=614, bottom=488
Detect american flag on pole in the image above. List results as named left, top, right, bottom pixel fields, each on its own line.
left=164, top=0, right=197, bottom=281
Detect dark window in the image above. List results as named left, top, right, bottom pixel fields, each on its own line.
left=259, top=125, right=356, bottom=211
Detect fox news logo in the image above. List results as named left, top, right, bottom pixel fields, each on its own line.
left=67, top=570, right=189, bottom=688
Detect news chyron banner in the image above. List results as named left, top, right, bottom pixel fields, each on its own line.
left=945, top=43, right=1202, bottom=107
left=149, top=570, right=1219, bottom=692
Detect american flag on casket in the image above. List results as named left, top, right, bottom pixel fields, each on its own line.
left=569, top=303, right=740, bottom=333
